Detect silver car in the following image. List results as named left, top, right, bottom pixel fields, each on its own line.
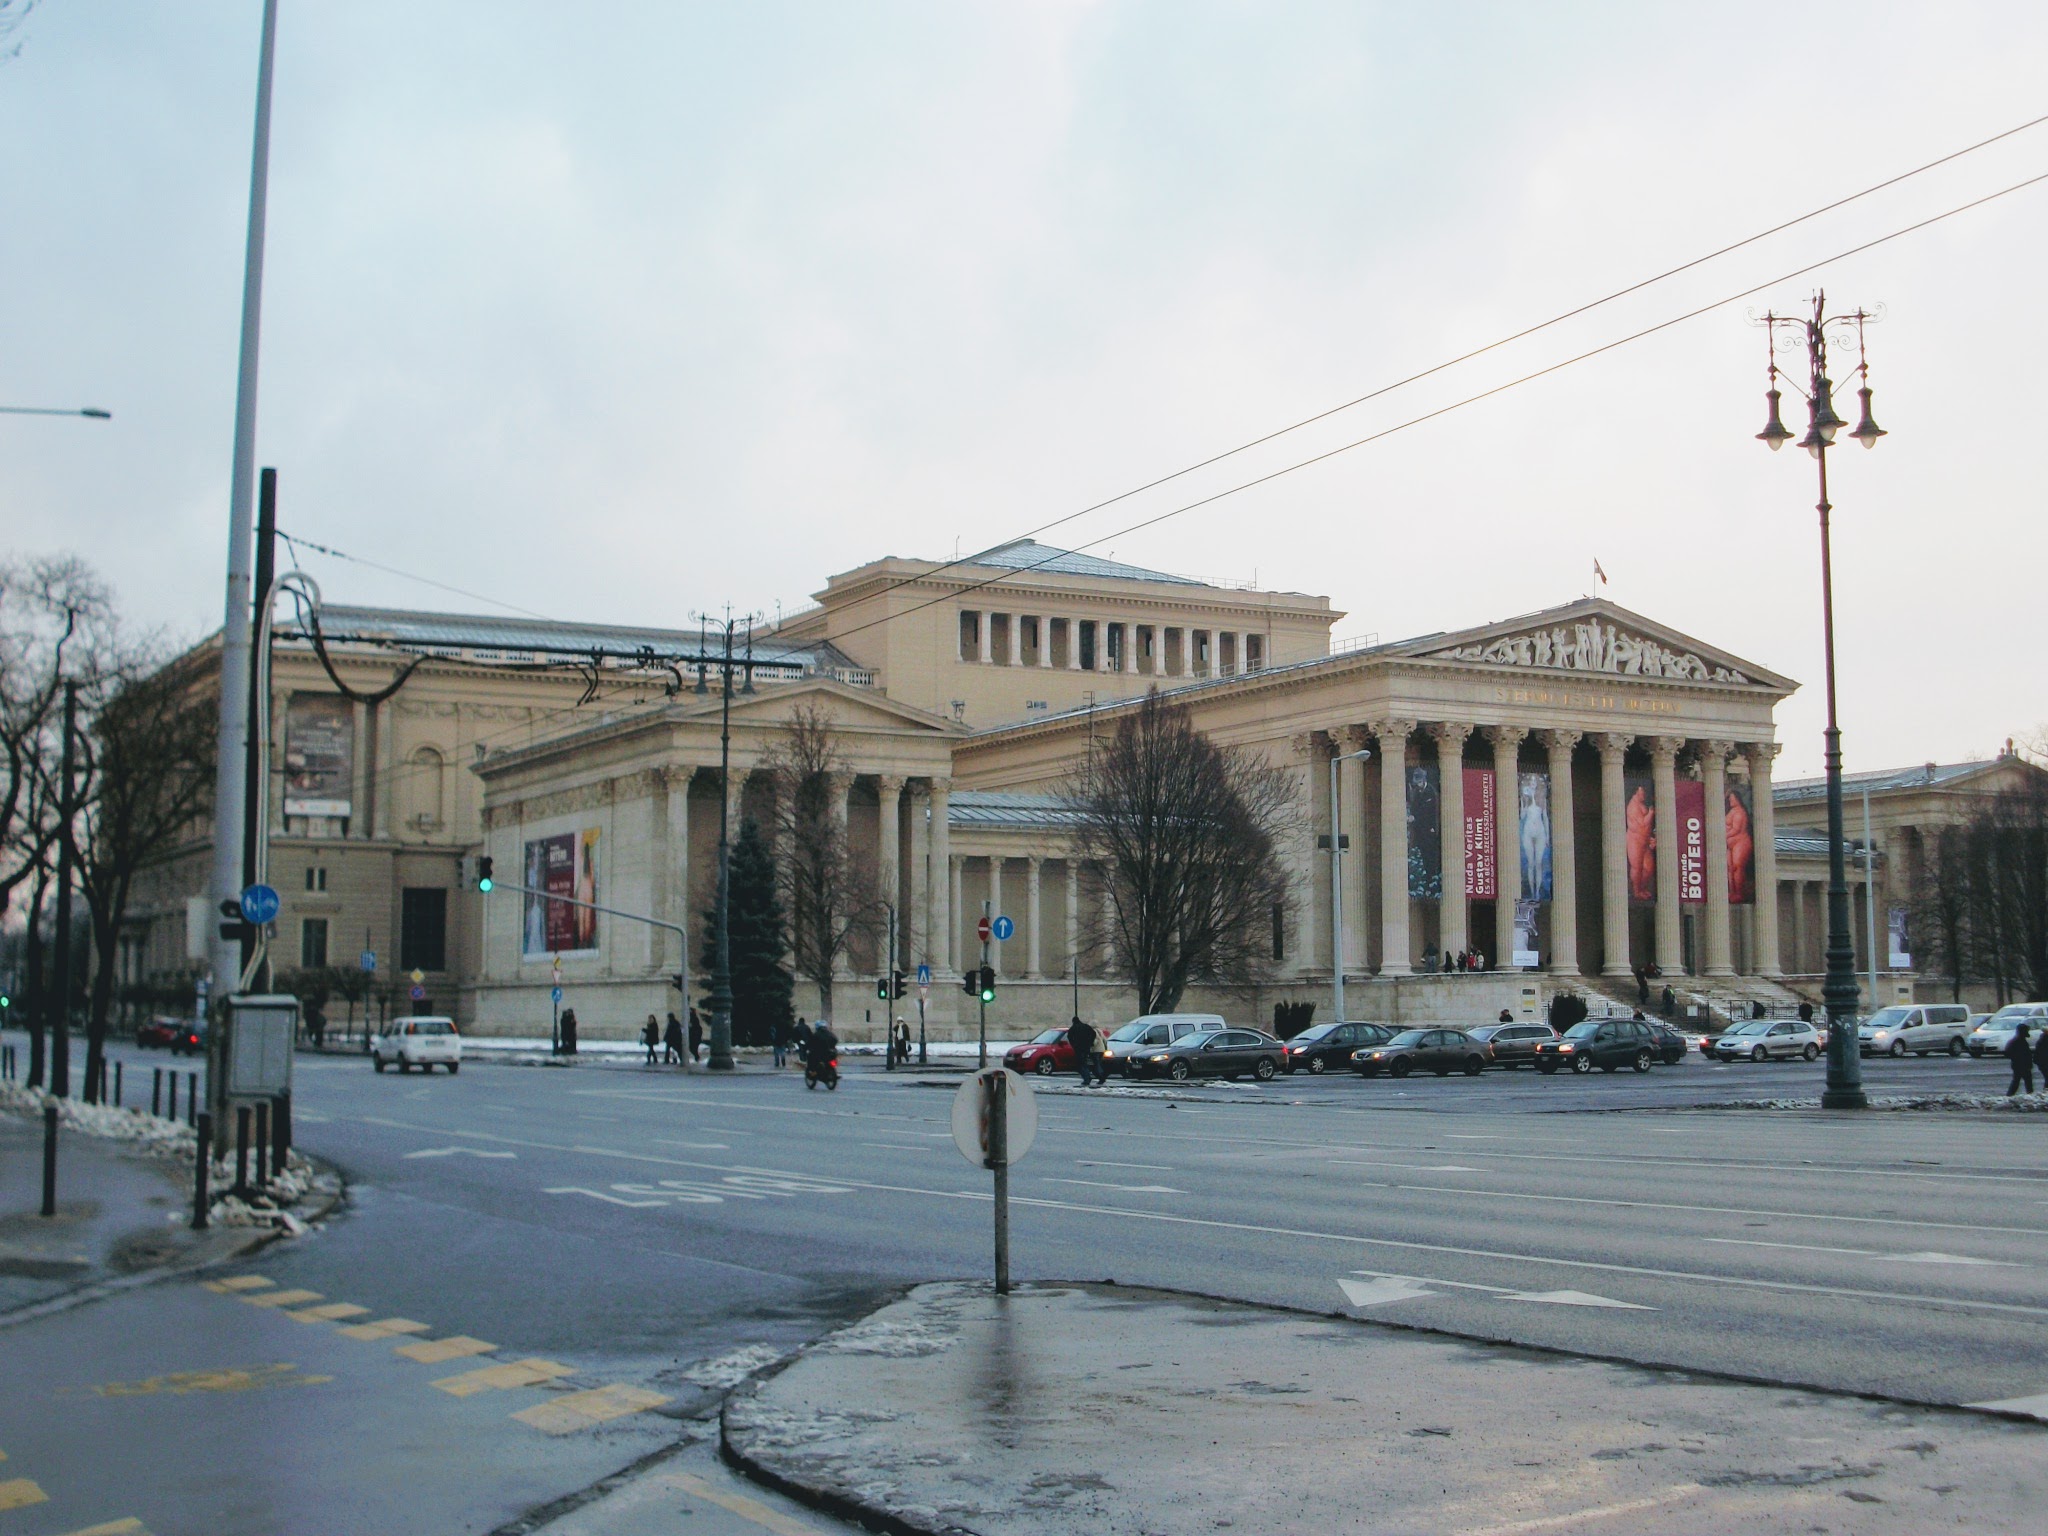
left=1708, top=1019, right=1822, bottom=1062
left=1858, top=1003, right=1972, bottom=1057
left=1102, top=1014, right=1223, bottom=1075
left=1967, top=1003, right=2048, bottom=1058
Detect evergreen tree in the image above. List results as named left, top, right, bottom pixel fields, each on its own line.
left=700, top=816, right=794, bottom=1046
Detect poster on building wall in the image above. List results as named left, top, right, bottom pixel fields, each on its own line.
left=1888, top=908, right=1911, bottom=968
left=1676, top=779, right=1706, bottom=904
left=1406, top=763, right=1441, bottom=900
left=1518, top=770, right=1552, bottom=903
left=1512, top=899, right=1541, bottom=969
left=522, top=829, right=601, bottom=958
left=1725, top=782, right=1755, bottom=904
left=1463, top=767, right=1496, bottom=899
left=283, top=694, right=353, bottom=817
left=1624, top=773, right=1656, bottom=902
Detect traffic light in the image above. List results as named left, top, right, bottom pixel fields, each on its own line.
left=877, top=973, right=892, bottom=1002
left=476, top=855, right=494, bottom=892
left=978, top=965, right=996, bottom=1004
left=890, top=969, right=907, bottom=1001
left=962, top=969, right=978, bottom=998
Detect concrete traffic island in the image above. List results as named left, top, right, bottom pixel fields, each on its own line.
left=723, top=1282, right=2041, bottom=1535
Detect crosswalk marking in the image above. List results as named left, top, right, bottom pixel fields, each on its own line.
left=433, top=1359, right=575, bottom=1397
left=0, top=1478, right=49, bottom=1511
left=243, top=1289, right=323, bottom=1309
left=204, top=1276, right=275, bottom=1294
left=337, top=1317, right=432, bottom=1341
left=395, top=1335, right=497, bottom=1364
left=284, top=1302, right=370, bottom=1323
left=512, top=1383, right=668, bottom=1435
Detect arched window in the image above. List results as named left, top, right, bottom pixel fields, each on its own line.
left=403, top=745, right=446, bottom=834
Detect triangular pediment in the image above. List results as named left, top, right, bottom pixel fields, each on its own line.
left=1392, top=599, right=1793, bottom=693
left=685, top=676, right=964, bottom=735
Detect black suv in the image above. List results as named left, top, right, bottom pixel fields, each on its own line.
left=1535, top=1018, right=1659, bottom=1074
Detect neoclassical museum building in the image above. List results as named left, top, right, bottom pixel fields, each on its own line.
left=130, top=541, right=2036, bottom=1038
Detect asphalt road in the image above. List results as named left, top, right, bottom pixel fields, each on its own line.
left=5, top=1037, right=2044, bottom=1534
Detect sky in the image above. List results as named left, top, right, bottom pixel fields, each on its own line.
left=3, top=0, right=2045, bottom=780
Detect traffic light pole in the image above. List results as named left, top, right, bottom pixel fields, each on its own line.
left=979, top=899, right=990, bottom=1071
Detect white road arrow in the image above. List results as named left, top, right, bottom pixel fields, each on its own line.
left=1882, top=1251, right=2018, bottom=1267
left=1502, top=1289, right=1653, bottom=1309
left=543, top=1186, right=665, bottom=1207
left=1338, top=1276, right=1437, bottom=1307
left=1046, top=1178, right=1186, bottom=1194
left=404, top=1147, right=517, bottom=1160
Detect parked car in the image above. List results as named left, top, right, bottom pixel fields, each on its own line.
left=1102, top=1014, right=1224, bottom=1075
left=1467, top=1021, right=1557, bottom=1069
left=135, top=1017, right=204, bottom=1054
left=1706, top=1018, right=1822, bottom=1062
left=1535, top=1018, right=1660, bottom=1074
left=1127, top=1028, right=1287, bottom=1082
left=1352, top=1028, right=1487, bottom=1078
left=1966, top=1003, right=2048, bottom=1058
left=1644, top=1021, right=1690, bottom=1065
left=1004, top=1028, right=1078, bottom=1077
left=372, top=1016, right=462, bottom=1074
left=1283, top=1021, right=1396, bottom=1074
left=1859, top=1003, right=1973, bottom=1057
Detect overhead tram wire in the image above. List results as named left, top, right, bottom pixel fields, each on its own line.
left=823, top=164, right=2048, bottom=652
left=278, top=530, right=560, bottom=622
left=781, top=107, right=2048, bottom=616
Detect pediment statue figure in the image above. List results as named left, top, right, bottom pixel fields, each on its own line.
left=1429, top=621, right=1749, bottom=684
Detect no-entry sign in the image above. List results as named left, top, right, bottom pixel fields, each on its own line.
left=976, top=915, right=992, bottom=943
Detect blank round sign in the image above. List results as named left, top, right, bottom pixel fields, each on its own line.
left=952, top=1068, right=1037, bottom=1166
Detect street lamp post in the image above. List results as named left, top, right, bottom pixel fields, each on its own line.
left=1327, top=742, right=1371, bottom=1023
left=0, top=406, right=111, bottom=419
left=696, top=613, right=759, bottom=1072
left=1755, top=290, right=1886, bottom=1110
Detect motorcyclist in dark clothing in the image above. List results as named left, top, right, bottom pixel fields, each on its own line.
left=804, top=1021, right=841, bottom=1088
left=2034, top=1026, right=2048, bottom=1083
left=2006, top=1024, right=2036, bottom=1096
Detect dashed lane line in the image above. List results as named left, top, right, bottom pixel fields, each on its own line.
left=1389, top=1182, right=2048, bottom=1239
left=59, top=1521, right=152, bottom=1536
left=669, top=1471, right=823, bottom=1535
left=512, top=1383, right=669, bottom=1436
left=285, top=1302, right=372, bottom=1323
left=203, top=1276, right=274, bottom=1294
left=337, top=1318, right=432, bottom=1341
left=0, top=1478, right=49, bottom=1512
left=395, top=1335, right=497, bottom=1365
left=242, top=1289, right=323, bottom=1309
left=1450, top=1483, right=1707, bottom=1536
left=432, top=1359, right=575, bottom=1397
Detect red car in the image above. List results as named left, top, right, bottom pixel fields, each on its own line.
left=136, top=1017, right=204, bottom=1055
left=1004, top=1028, right=1079, bottom=1077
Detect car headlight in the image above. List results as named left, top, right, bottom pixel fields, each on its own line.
left=1560, top=1045, right=1575, bottom=1052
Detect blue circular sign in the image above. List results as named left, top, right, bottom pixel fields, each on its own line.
left=991, top=915, right=1015, bottom=941
left=551, top=986, right=564, bottom=1004
left=359, top=950, right=378, bottom=973
left=240, top=884, right=281, bottom=926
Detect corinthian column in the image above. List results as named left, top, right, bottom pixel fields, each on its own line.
left=1024, top=856, right=1042, bottom=978
left=1489, top=727, right=1526, bottom=961
left=1746, top=743, right=1782, bottom=976
left=1700, top=743, right=1735, bottom=976
left=1374, top=719, right=1416, bottom=976
left=1431, top=722, right=1472, bottom=958
left=1650, top=737, right=1683, bottom=975
left=929, top=778, right=953, bottom=973
left=1338, top=726, right=1371, bottom=971
left=876, top=775, right=905, bottom=967
left=1597, top=732, right=1633, bottom=977
left=1541, top=730, right=1580, bottom=975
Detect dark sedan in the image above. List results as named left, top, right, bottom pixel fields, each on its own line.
left=1535, top=1018, right=1658, bottom=1074
left=1467, top=1021, right=1557, bottom=1069
left=1645, top=1021, right=1689, bottom=1065
left=1352, top=1028, right=1487, bottom=1078
left=1128, top=1028, right=1287, bottom=1083
left=1282, top=1021, right=1396, bottom=1074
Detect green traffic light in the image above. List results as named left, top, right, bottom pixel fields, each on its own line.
left=478, top=876, right=493, bottom=892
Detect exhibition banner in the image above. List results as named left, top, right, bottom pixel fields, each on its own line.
left=1517, top=770, right=1552, bottom=903
left=1625, top=773, right=1656, bottom=902
left=1463, top=766, right=1496, bottom=899
left=1406, top=763, right=1441, bottom=900
left=1888, top=908, right=1912, bottom=969
left=523, top=828, right=601, bottom=958
left=283, top=694, right=353, bottom=818
left=1725, top=781, right=1755, bottom=904
left=1676, top=779, right=1706, bottom=904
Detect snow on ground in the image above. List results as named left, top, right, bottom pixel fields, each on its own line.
left=1686, top=1091, right=2048, bottom=1112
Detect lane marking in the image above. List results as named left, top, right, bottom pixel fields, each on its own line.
left=88, top=1365, right=332, bottom=1396
left=1506, top=1290, right=1653, bottom=1310
left=403, top=1147, right=517, bottom=1160
left=649, top=1139, right=731, bottom=1150
left=544, top=1186, right=665, bottom=1207
left=243, top=1289, right=322, bottom=1309
left=395, top=1336, right=496, bottom=1364
left=669, top=1470, right=823, bottom=1535
left=858, top=1142, right=933, bottom=1152
left=338, top=1318, right=432, bottom=1341
left=58, top=1521, right=151, bottom=1536
left=0, top=1479, right=48, bottom=1512
left=1338, top=1276, right=1437, bottom=1307
left=513, top=1383, right=668, bottom=1435
left=1391, top=1182, right=2048, bottom=1238
left=1044, top=1178, right=1186, bottom=1194
left=1451, top=1483, right=1705, bottom=1536
left=1703, top=1238, right=2021, bottom=1266
left=1333, top=1160, right=1481, bottom=1173
left=1078, top=1161, right=1176, bottom=1171
left=204, top=1275, right=274, bottom=1293
left=284, top=1302, right=371, bottom=1323
left=1339, top=1272, right=1652, bottom=1311
left=433, top=1358, right=575, bottom=1397
left=1966, top=1390, right=2048, bottom=1421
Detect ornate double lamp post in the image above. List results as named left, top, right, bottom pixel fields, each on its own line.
left=1754, top=290, right=1886, bottom=1109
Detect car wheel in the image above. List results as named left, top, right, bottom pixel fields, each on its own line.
left=1632, top=1050, right=1652, bottom=1073
left=448, top=1062, right=459, bottom=1074
left=1570, top=1055, right=1592, bottom=1074
left=1889, top=1039, right=1906, bottom=1058
left=1390, top=1059, right=1412, bottom=1079
left=1253, top=1058, right=1278, bottom=1081
left=1034, top=1059, right=1055, bottom=1076
left=399, top=1059, right=411, bottom=1073
left=373, top=1057, right=386, bottom=1073
left=1750, top=1046, right=1768, bottom=1063
left=1168, top=1060, right=1191, bottom=1082
left=1948, top=1037, right=1964, bottom=1057
left=1463, top=1056, right=1483, bottom=1077
left=1307, top=1056, right=1326, bottom=1075
left=1802, top=1043, right=1819, bottom=1061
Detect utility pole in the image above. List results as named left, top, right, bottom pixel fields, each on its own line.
left=49, top=683, right=78, bottom=1098
left=240, top=467, right=279, bottom=988
left=207, top=0, right=280, bottom=1006
left=979, top=898, right=991, bottom=1070
left=696, top=612, right=759, bottom=1072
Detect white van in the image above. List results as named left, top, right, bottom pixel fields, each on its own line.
left=373, top=1016, right=463, bottom=1074
left=1102, top=1013, right=1227, bottom=1075
left=1857, top=1003, right=1972, bottom=1057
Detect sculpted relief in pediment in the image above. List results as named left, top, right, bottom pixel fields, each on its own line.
left=1428, top=621, right=1749, bottom=685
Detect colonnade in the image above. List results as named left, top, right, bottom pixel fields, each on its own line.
left=959, top=608, right=1263, bottom=679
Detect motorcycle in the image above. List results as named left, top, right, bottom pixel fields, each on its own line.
left=804, top=1054, right=840, bottom=1091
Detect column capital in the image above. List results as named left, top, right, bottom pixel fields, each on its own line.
left=1486, top=725, right=1528, bottom=750
left=1649, top=734, right=1684, bottom=763
left=927, top=776, right=952, bottom=801
left=1290, top=731, right=1326, bottom=762
left=1743, top=741, right=1782, bottom=769
left=1594, top=730, right=1634, bottom=759
left=875, top=773, right=908, bottom=797
left=659, top=763, right=697, bottom=790
left=1538, top=727, right=1582, bottom=754
left=1340, top=724, right=1374, bottom=754
left=1698, top=739, right=1735, bottom=765
left=1427, top=720, right=1473, bottom=748
left=1370, top=717, right=1416, bottom=746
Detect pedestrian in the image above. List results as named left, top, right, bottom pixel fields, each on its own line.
left=1797, top=1001, right=1814, bottom=1023
left=688, top=1007, right=704, bottom=1062
left=1634, top=967, right=1649, bottom=1005
left=2005, top=1023, right=2036, bottom=1096
left=2034, top=1024, right=2048, bottom=1087
left=1066, top=1014, right=1095, bottom=1084
left=642, top=1013, right=660, bottom=1065
left=1089, top=1022, right=1111, bottom=1086
left=560, top=1008, right=579, bottom=1055
left=771, top=1016, right=788, bottom=1068
left=1497, top=1008, right=1513, bottom=1024
left=1422, top=946, right=1438, bottom=974
left=665, top=1012, right=685, bottom=1064
left=793, top=1016, right=813, bottom=1067
left=1752, top=1000, right=1767, bottom=1020
left=1631, top=1008, right=1647, bottom=1022
left=894, top=1019, right=912, bottom=1067
left=1659, top=985, right=1675, bottom=1017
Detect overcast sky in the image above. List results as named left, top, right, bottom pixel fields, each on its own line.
left=4, top=1, right=2044, bottom=778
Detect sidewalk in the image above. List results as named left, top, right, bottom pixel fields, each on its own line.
left=724, top=1282, right=2042, bottom=1535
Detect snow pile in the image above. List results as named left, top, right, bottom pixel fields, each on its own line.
left=823, top=1311, right=957, bottom=1359
left=1685, top=1091, right=2048, bottom=1113
left=0, top=1081, right=198, bottom=1161
left=684, top=1343, right=788, bottom=1389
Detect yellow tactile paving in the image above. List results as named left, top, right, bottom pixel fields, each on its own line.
left=394, top=1335, right=497, bottom=1365
left=204, top=1276, right=275, bottom=1294
left=284, top=1302, right=369, bottom=1323
left=512, top=1383, right=669, bottom=1435
left=243, top=1289, right=323, bottom=1309
left=670, top=1472, right=820, bottom=1536
left=0, top=1477, right=49, bottom=1511
left=58, top=1520, right=151, bottom=1536
left=432, top=1358, right=575, bottom=1397
left=338, top=1317, right=432, bottom=1341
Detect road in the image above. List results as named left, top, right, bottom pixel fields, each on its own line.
left=5, top=1040, right=2044, bottom=1534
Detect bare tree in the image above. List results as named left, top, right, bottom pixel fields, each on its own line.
left=762, top=703, right=879, bottom=1020
left=1911, top=775, right=2048, bottom=1004
left=1064, top=690, right=1296, bottom=1015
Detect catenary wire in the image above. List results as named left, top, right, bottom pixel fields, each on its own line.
left=278, top=531, right=559, bottom=622
left=820, top=165, right=2048, bottom=651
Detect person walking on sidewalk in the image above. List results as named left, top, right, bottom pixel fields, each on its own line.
left=688, top=1007, right=705, bottom=1062
left=2034, top=1024, right=2048, bottom=1088
left=664, top=1012, right=685, bottom=1065
left=793, top=1017, right=813, bottom=1067
left=771, top=1017, right=788, bottom=1069
left=893, top=1019, right=912, bottom=1068
left=642, top=1014, right=661, bottom=1065
left=1088, top=1022, right=1111, bottom=1086
left=2005, top=1023, right=2036, bottom=1096
left=1066, top=1015, right=1096, bottom=1085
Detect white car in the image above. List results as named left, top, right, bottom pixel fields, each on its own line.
left=373, top=1016, right=463, bottom=1074
left=1102, top=1013, right=1225, bottom=1075
left=1858, top=1003, right=1973, bottom=1058
left=1708, top=1019, right=1822, bottom=1062
left=1966, top=1003, right=2048, bottom=1059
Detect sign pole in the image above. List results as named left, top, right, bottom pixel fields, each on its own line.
left=979, top=900, right=990, bottom=1071
left=987, top=1069, right=1009, bottom=1295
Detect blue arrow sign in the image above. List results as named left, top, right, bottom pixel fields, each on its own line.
left=916, top=963, right=932, bottom=985
left=360, top=951, right=377, bottom=973
left=551, top=986, right=564, bottom=1004
left=991, top=914, right=1015, bottom=941
left=240, top=884, right=280, bottom=926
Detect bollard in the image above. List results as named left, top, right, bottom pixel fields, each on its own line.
left=41, top=1101, right=59, bottom=1217
left=187, top=1072, right=197, bottom=1127
left=254, top=1101, right=270, bottom=1186
left=193, top=1112, right=212, bottom=1230
left=235, top=1105, right=251, bottom=1194
left=274, top=1090, right=291, bottom=1167
left=153, top=1067, right=163, bottom=1117
left=115, top=1059, right=123, bottom=1107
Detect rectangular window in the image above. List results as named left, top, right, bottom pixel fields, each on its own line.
left=1246, top=635, right=1265, bottom=672
left=304, top=866, right=327, bottom=892
left=400, top=887, right=448, bottom=972
left=1271, top=902, right=1285, bottom=961
left=958, top=610, right=981, bottom=660
left=300, top=917, right=330, bottom=968
left=1078, top=621, right=1097, bottom=670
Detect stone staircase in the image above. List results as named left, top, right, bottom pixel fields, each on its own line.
left=1561, top=972, right=1807, bottom=1030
